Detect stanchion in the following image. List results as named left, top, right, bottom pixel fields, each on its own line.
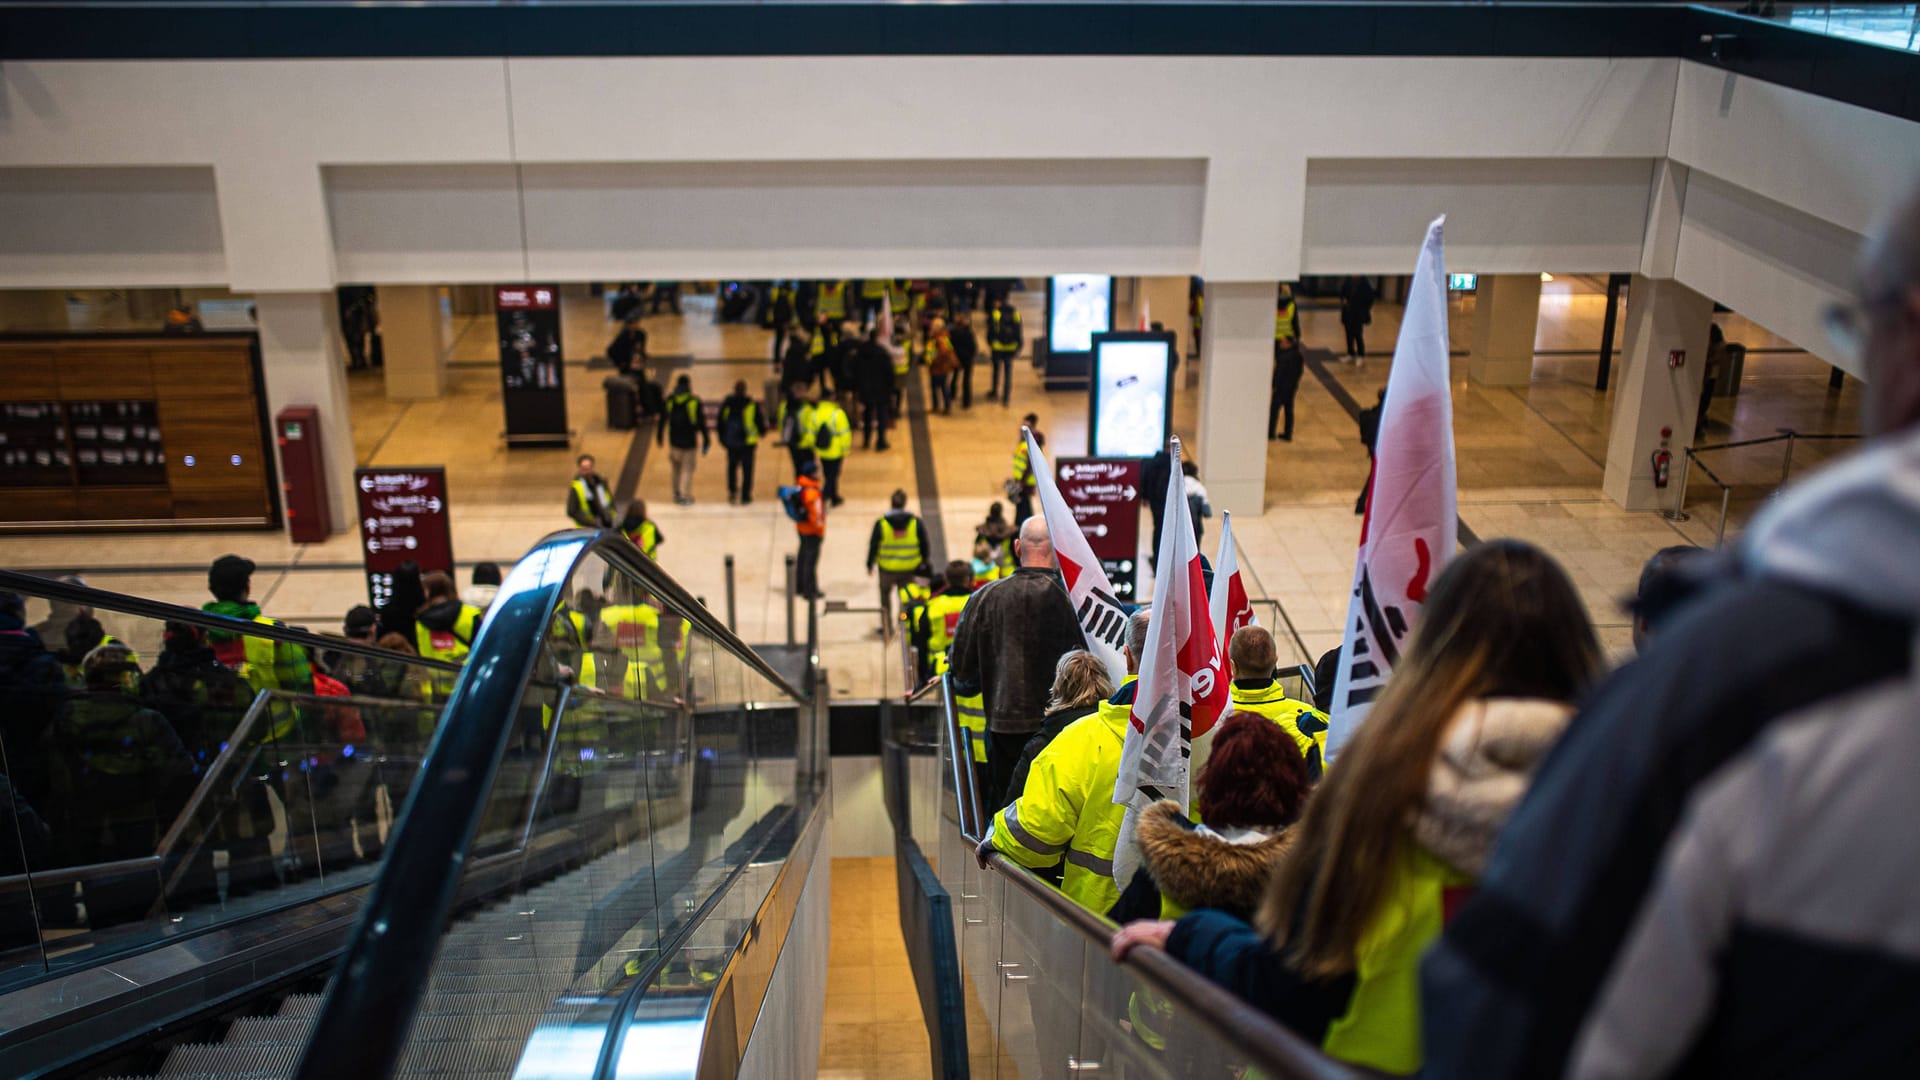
left=785, top=553, right=797, bottom=646
left=723, top=554, right=737, bottom=633
left=1663, top=451, right=1693, bottom=523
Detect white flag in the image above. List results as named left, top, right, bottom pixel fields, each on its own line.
left=1138, top=294, right=1152, bottom=331
left=1024, top=427, right=1129, bottom=684
left=877, top=290, right=899, bottom=364
left=1209, top=510, right=1256, bottom=684
left=1327, top=217, right=1458, bottom=758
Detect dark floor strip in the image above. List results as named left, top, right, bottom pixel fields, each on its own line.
left=902, top=366, right=949, bottom=567
left=1303, top=349, right=1481, bottom=550
left=614, top=418, right=656, bottom=505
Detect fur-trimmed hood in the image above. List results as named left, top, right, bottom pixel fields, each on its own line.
left=1414, top=697, right=1573, bottom=878
left=1139, top=799, right=1293, bottom=919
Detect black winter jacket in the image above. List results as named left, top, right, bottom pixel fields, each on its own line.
left=947, top=568, right=1085, bottom=734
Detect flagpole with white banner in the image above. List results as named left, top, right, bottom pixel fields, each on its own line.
left=1112, top=435, right=1228, bottom=886
left=1209, top=509, right=1255, bottom=684
left=1327, top=216, right=1458, bottom=758
left=1024, top=427, right=1130, bottom=684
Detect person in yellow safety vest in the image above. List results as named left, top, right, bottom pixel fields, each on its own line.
left=987, top=296, right=1023, bottom=403
left=856, top=278, right=890, bottom=325
left=975, top=502, right=1015, bottom=574
left=813, top=280, right=849, bottom=322
left=595, top=598, right=669, bottom=700
left=619, top=500, right=663, bottom=560
left=717, top=379, right=765, bottom=505
left=201, top=554, right=312, bottom=705
left=567, top=453, right=615, bottom=529
left=413, top=571, right=484, bottom=701
left=968, top=538, right=1011, bottom=588
left=1225, top=625, right=1329, bottom=778
left=1272, top=285, right=1305, bottom=442
left=866, top=488, right=930, bottom=635
left=984, top=607, right=1152, bottom=915
left=809, top=388, right=853, bottom=507
left=1010, top=414, right=1041, bottom=526
left=887, top=279, right=911, bottom=325
left=913, top=561, right=974, bottom=679
left=56, top=615, right=141, bottom=689
left=778, top=379, right=815, bottom=478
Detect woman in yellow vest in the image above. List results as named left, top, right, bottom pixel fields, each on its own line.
left=1110, top=541, right=1602, bottom=1076
left=619, top=501, right=663, bottom=560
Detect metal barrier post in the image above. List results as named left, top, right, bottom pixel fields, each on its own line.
left=1717, top=486, right=1732, bottom=548
left=723, top=554, right=737, bottom=633
left=1781, top=430, right=1797, bottom=484
left=785, top=553, right=797, bottom=646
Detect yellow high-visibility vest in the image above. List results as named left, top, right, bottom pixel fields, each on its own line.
left=875, top=518, right=922, bottom=572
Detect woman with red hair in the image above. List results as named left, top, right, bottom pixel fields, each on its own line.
left=1108, top=713, right=1311, bottom=923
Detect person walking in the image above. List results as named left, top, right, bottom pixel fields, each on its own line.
left=567, top=454, right=615, bottom=529
left=657, top=374, right=710, bottom=506
left=987, top=296, right=1023, bottom=403
left=925, top=317, right=958, bottom=415
left=948, top=516, right=1090, bottom=808
left=811, top=388, right=853, bottom=507
left=866, top=489, right=930, bottom=636
left=778, top=380, right=813, bottom=476
left=1010, top=414, right=1041, bottom=526
left=1338, top=275, right=1375, bottom=364
left=1271, top=288, right=1305, bottom=442
left=855, top=324, right=894, bottom=451
left=790, top=460, right=826, bottom=600
left=717, top=379, right=764, bottom=505
left=1422, top=182, right=1920, bottom=1080
left=951, top=310, right=980, bottom=409
left=779, top=326, right=813, bottom=392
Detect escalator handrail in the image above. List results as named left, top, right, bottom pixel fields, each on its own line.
left=291, top=529, right=811, bottom=1080
left=0, top=567, right=462, bottom=674
left=932, top=675, right=1351, bottom=1079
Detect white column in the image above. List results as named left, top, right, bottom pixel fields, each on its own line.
left=1140, top=276, right=1192, bottom=360
left=1467, top=274, right=1542, bottom=386
left=1602, top=276, right=1713, bottom=511
left=377, top=285, right=449, bottom=401
left=1196, top=281, right=1275, bottom=515
left=256, top=292, right=357, bottom=534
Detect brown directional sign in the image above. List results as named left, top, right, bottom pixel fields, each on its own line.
left=1057, top=456, right=1142, bottom=601
left=355, top=466, right=453, bottom=609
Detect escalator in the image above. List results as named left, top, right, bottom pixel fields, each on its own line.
left=0, top=530, right=828, bottom=1079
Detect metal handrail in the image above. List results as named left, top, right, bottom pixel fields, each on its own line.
left=292, top=529, right=812, bottom=1080
left=1667, top=427, right=1864, bottom=546
left=1227, top=551, right=1313, bottom=669
left=919, top=671, right=1349, bottom=1079
left=0, top=567, right=462, bottom=674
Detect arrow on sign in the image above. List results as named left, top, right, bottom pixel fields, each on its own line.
left=1123, top=485, right=1137, bottom=500
left=359, top=476, right=374, bottom=492
left=366, top=539, right=380, bottom=552
left=427, top=497, right=443, bottom=513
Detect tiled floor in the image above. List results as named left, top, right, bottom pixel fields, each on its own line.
left=821, top=857, right=934, bottom=1080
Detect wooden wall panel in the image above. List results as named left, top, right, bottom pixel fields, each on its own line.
left=0, top=488, right=79, bottom=522
left=0, top=350, right=60, bottom=401
left=66, top=488, right=173, bottom=520
left=57, top=348, right=155, bottom=397
left=151, top=344, right=255, bottom=401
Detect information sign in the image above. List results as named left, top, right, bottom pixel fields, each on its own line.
left=355, top=466, right=453, bottom=609
left=496, top=284, right=569, bottom=445
left=1057, top=456, right=1143, bottom=601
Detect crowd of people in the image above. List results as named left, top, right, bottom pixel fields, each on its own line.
left=905, top=186, right=1920, bottom=1079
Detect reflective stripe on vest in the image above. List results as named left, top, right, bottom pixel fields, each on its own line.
left=875, top=518, right=921, bottom=572
left=955, top=691, right=988, bottom=763
left=1276, top=301, right=1297, bottom=343
left=626, top=521, right=660, bottom=559
left=817, top=282, right=847, bottom=317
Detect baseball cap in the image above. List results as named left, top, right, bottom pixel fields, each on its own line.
left=208, top=554, right=256, bottom=598
left=344, top=605, right=378, bottom=636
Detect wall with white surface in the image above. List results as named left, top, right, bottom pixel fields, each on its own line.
left=0, top=167, right=226, bottom=287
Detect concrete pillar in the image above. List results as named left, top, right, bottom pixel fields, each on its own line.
left=377, top=285, right=449, bottom=401
left=256, top=292, right=357, bottom=534
left=1602, top=276, right=1713, bottom=511
left=1467, top=274, right=1542, bottom=386
left=1195, top=281, right=1274, bottom=515
left=1139, top=276, right=1191, bottom=362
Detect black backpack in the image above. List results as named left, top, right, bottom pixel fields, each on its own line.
left=720, top=403, right=748, bottom=450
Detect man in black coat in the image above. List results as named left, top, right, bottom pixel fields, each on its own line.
left=854, top=327, right=896, bottom=451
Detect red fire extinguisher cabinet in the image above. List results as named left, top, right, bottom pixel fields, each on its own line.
left=277, top=406, right=332, bottom=543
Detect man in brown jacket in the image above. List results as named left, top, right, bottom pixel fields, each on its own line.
left=948, top=516, right=1087, bottom=805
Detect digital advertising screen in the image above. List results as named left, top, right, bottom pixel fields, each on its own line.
left=1089, top=332, right=1175, bottom=459
left=1047, top=275, right=1113, bottom=356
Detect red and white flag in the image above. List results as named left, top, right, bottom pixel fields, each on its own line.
left=1025, top=427, right=1130, bottom=684
left=1328, top=216, right=1458, bottom=758
left=1137, top=295, right=1152, bottom=331
left=1209, top=510, right=1255, bottom=684
left=1116, top=436, right=1228, bottom=814
left=877, top=291, right=899, bottom=363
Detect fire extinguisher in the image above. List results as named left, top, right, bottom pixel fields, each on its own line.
left=1652, top=425, right=1673, bottom=489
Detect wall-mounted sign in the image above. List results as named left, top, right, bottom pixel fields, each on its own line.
left=1056, top=456, right=1143, bottom=601
left=1447, top=273, right=1478, bottom=292
left=355, top=466, right=453, bottom=609
left=496, top=284, right=569, bottom=446
left=1043, top=274, right=1114, bottom=389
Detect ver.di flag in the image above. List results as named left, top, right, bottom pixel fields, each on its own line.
left=1327, top=216, right=1458, bottom=758
left=1209, top=509, right=1255, bottom=684
left=1113, top=436, right=1229, bottom=885
left=877, top=291, right=899, bottom=365
left=1024, top=427, right=1130, bottom=684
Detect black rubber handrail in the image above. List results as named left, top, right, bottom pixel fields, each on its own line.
left=291, top=529, right=810, bottom=1080
left=0, top=567, right=461, bottom=673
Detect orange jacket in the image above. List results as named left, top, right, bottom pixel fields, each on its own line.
left=796, top=474, right=826, bottom=537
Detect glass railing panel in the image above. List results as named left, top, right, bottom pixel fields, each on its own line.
left=0, top=582, right=450, bottom=991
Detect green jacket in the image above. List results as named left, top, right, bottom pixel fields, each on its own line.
left=203, top=600, right=312, bottom=696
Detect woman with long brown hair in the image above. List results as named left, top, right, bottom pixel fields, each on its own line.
left=1111, top=539, right=1602, bottom=1075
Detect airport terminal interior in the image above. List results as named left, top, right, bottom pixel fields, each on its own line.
left=0, top=3, right=1916, bottom=1079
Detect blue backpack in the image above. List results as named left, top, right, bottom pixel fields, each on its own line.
left=777, top=485, right=808, bottom=522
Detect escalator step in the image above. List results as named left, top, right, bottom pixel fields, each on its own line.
left=414, top=992, right=558, bottom=1015
left=154, top=1042, right=300, bottom=1077
left=278, top=995, right=325, bottom=1017
left=401, top=1013, right=546, bottom=1043
left=225, top=1017, right=314, bottom=1044
left=430, top=956, right=585, bottom=976
left=395, top=1038, right=531, bottom=1077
